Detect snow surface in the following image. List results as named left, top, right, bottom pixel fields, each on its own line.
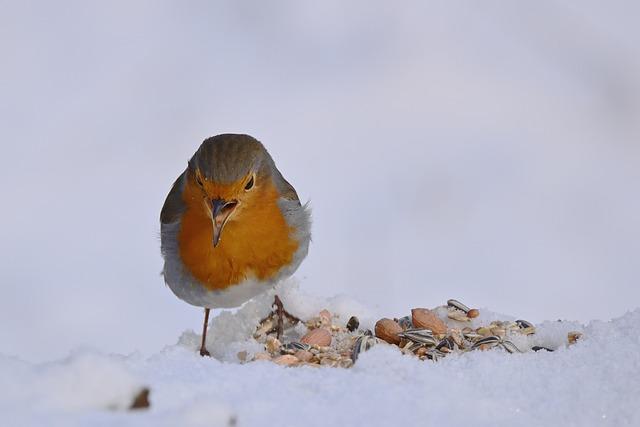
left=2, top=280, right=639, bottom=427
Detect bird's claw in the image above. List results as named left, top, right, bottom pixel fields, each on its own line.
left=255, top=295, right=300, bottom=340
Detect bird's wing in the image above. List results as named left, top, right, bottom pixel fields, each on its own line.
left=160, top=170, right=187, bottom=224
left=273, top=169, right=302, bottom=206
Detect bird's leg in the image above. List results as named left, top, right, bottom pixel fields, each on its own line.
left=273, top=295, right=300, bottom=339
left=199, top=308, right=211, bottom=357
left=274, top=296, right=284, bottom=340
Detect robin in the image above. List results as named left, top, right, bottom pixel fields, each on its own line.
left=160, top=134, right=311, bottom=356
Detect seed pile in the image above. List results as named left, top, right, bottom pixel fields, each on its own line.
left=248, top=299, right=583, bottom=367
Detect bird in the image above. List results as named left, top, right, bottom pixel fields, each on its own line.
left=160, top=134, right=311, bottom=356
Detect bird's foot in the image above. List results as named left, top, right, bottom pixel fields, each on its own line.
left=255, top=295, right=300, bottom=340
left=273, top=295, right=300, bottom=339
left=199, top=346, right=211, bottom=357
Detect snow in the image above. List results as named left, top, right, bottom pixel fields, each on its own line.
left=3, top=280, right=639, bottom=427
left=2, top=3, right=638, bottom=425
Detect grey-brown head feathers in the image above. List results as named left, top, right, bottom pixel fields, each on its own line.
left=188, top=134, right=274, bottom=183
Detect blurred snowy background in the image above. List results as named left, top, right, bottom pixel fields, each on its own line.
left=1, top=1, right=638, bottom=362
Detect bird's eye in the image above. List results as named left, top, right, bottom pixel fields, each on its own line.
left=244, top=175, right=255, bottom=191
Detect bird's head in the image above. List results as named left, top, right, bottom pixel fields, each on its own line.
left=184, top=134, right=276, bottom=247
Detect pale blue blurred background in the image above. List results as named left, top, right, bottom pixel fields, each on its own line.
left=1, top=1, right=639, bottom=361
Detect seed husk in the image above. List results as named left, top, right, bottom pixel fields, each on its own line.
left=447, top=310, right=471, bottom=322
left=265, top=336, right=281, bottom=354
left=516, top=319, right=534, bottom=329
left=396, top=316, right=414, bottom=330
left=346, top=316, right=360, bottom=332
left=501, top=340, right=522, bottom=353
left=532, top=346, right=554, bottom=352
left=477, top=327, right=492, bottom=336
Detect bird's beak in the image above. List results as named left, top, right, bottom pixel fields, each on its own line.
left=210, top=198, right=238, bottom=247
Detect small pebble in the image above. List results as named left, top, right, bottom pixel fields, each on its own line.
left=129, top=388, right=151, bottom=410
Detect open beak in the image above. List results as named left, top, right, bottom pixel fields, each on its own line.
left=210, top=198, right=238, bottom=247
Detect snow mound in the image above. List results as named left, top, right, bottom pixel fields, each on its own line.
left=0, top=351, right=147, bottom=425
left=177, top=280, right=377, bottom=362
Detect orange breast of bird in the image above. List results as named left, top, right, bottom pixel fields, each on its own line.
left=177, top=180, right=299, bottom=290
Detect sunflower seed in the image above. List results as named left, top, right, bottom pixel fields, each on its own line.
left=424, top=348, right=447, bottom=361
left=447, top=299, right=470, bottom=313
left=471, top=335, right=501, bottom=349
left=397, top=329, right=438, bottom=346
left=408, top=342, right=425, bottom=353
left=436, top=337, right=455, bottom=351
left=282, top=342, right=311, bottom=352
left=351, top=335, right=377, bottom=361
